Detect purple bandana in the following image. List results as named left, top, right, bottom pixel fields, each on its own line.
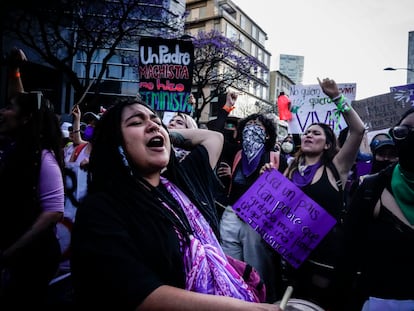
left=291, top=161, right=322, bottom=187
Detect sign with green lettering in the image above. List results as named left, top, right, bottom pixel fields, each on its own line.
left=138, top=37, right=194, bottom=113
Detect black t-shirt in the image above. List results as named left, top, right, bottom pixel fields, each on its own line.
left=71, top=146, right=217, bottom=310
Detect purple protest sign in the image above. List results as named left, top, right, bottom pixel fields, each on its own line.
left=232, top=169, right=336, bottom=268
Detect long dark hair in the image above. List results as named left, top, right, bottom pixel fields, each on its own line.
left=87, top=97, right=220, bottom=248
left=0, top=92, right=63, bottom=247
left=286, top=122, right=338, bottom=178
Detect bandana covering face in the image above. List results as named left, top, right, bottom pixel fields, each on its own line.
left=160, top=177, right=259, bottom=302
left=241, top=124, right=266, bottom=177
left=83, top=125, right=94, bottom=141
left=391, top=164, right=414, bottom=225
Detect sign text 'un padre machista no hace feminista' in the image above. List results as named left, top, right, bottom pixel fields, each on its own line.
left=138, top=37, right=194, bottom=114
left=232, top=169, right=336, bottom=269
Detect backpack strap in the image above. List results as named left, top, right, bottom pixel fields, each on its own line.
left=71, top=143, right=88, bottom=162
left=327, top=161, right=343, bottom=192
left=327, top=161, right=347, bottom=222
left=228, top=150, right=242, bottom=196
left=231, top=150, right=242, bottom=177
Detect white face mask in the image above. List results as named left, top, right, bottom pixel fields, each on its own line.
left=281, top=141, right=294, bottom=154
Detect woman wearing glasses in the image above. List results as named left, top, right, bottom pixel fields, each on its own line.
left=336, top=107, right=414, bottom=311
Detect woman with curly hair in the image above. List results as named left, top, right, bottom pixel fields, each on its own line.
left=219, top=112, right=282, bottom=303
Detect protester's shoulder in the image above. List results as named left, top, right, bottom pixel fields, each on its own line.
left=77, top=192, right=118, bottom=218
left=182, top=144, right=209, bottom=163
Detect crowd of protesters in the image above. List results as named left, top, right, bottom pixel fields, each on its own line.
left=1, top=47, right=413, bottom=311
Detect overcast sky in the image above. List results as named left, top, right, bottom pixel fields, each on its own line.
left=233, top=0, right=414, bottom=100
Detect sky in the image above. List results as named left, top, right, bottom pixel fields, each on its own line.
left=233, top=0, right=414, bottom=100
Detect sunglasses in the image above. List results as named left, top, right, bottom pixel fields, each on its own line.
left=390, top=125, right=414, bottom=140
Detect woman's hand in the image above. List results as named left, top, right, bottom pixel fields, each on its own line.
left=225, top=92, right=238, bottom=108
left=71, top=104, right=83, bottom=122
left=317, top=77, right=340, bottom=99
left=188, top=94, right=196, bottom=106
left=216, top=162, right=231, bottom=178
left=8, top=47, right=27, bottom=70
left=259, top=162, right=275, bottom=175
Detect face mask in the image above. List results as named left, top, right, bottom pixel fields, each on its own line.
left=281, top=141, right=294, bottom=154
left=223, top=129, right=236, bottom=143
left=83, top=125, right=94, bottom=141
left=371, top=159, right=393, bottom=174
left=395, top=131, right=414, bottom=172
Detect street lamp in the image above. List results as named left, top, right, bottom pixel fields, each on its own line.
left=383, top=67, right=414, bottom=72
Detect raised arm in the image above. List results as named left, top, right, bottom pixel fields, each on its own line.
left=71, top=105, right=88, bottom=145
left=318, top=78, right=365, bottom=184
left=7, top=47, right=27, bottom=98
left=207, top=92, right=237, bottom=133
left=169, top=128, right=223, bottom=169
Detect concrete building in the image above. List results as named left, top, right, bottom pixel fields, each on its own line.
left=269, top=70, right=295, bottom=104
left=408, top=31, right=414, bottom=84
left=279, top=54, right=304, bottom=85
left=185, top=0, right=272, bottom=121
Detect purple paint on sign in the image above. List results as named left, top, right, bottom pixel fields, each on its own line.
left=232, top=169, right=336, bottom=268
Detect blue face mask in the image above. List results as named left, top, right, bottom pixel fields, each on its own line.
left=83, top=125, right=94, bottom=141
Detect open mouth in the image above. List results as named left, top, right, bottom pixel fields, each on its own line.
left=147, top=136, right=164, bottom=148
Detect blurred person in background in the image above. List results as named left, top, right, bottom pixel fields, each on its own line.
left=0, top=47, right=64, bottom=309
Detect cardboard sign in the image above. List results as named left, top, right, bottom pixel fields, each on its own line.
left=288, top=83, right=357, bottom=135
left=232, top=169, right=336, bottom=268
left=352, top=92, right=412, bottom=131
left=390, top=83, right=414, bottom=107
left=138, top=37, right=194, bottom=113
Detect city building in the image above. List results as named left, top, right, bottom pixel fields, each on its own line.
left=279, top=54, right=304, bottom=85
left=408, top=30, right=414, bottom=84
left=1, top=0, right=187, bottom=114
left=185, top=0, right=272, bottom=121
left=2, top=0, right=273, bottom=122
left=269, top=70, right=295, bottom=104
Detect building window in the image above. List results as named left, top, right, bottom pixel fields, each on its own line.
left=257, top=48, right=263, bottom=63
left=240, top=15, right=246, bottom=30
left=226, top=23, right=238, bottom=40
left=251, top=43, right=257, bottom=58
left=258, top=31, right=266, bottom=45
left=188, top=6, right=206, bottom=21
left=252, top=25, right=258, bottom=40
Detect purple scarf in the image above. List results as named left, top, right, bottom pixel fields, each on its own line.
left=291, top=161, right=322, bottom=187
left=160, top=177, right=258, bottom=302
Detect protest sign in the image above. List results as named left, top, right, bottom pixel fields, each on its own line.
left=390, top=83, right=414, bottom=107
left=352, top=92, right=412, bottom=132
left=288, top=83, right=357, bottom=135
left=138, top=37, right=194, bottom=113
left=232, top=169, right=336, bottom=268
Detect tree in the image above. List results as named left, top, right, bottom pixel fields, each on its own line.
left=191, top=29, right=268, bottom=122
left=2, top=0, right=185, bottom=111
